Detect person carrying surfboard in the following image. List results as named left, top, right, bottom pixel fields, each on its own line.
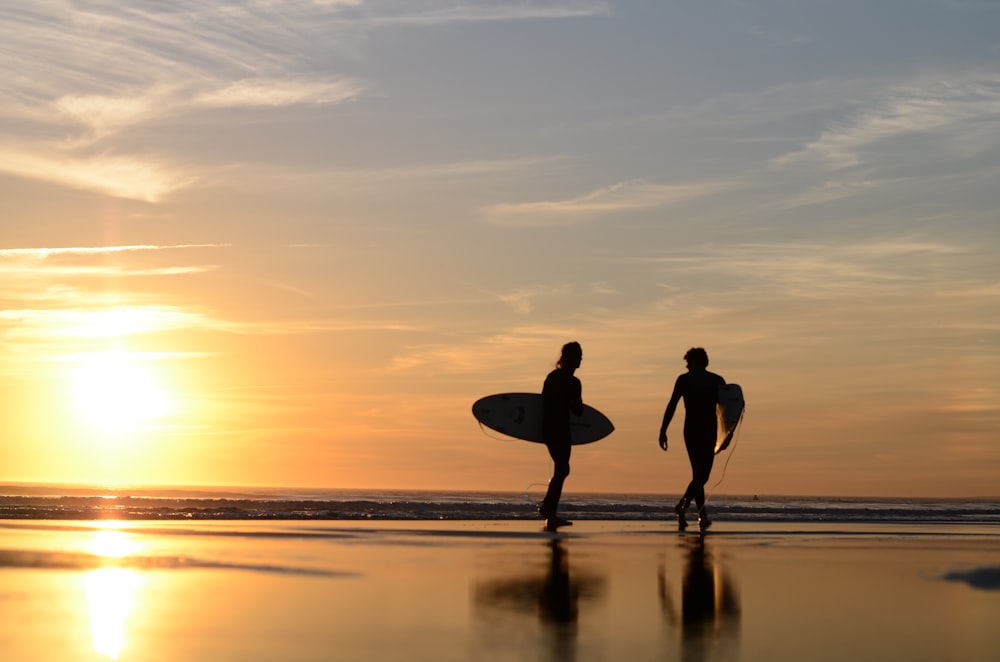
left=538, top=341, right=584, bottom=530
left=658, top=347, right=725, bottom=530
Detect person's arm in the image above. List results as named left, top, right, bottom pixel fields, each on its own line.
left=658, top=376, right=683, bottom=450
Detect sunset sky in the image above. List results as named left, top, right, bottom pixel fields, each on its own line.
left=2, top=1, right=998, bottom=497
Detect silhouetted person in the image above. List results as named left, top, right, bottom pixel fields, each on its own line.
left=658, top=348, right=725, bottom=530
left=539, top=341, right=583, bottom=529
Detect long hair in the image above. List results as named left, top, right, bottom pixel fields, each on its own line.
left=557, top=341, right=582, bottom=369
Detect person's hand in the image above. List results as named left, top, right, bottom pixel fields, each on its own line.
left=658, top=431, right=668, bottom=451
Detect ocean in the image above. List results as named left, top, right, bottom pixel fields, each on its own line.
left=2, top=484, right=998, bottom=523
left=3, top=485, right=999, bottom=661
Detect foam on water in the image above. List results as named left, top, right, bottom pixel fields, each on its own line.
left=1, top=485, right=998, bottom=523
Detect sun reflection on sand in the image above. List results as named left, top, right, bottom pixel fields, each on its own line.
left=85, top=567, right=139, bottom=659
left=87, top=525, right=142, bottom=558
left=84, top=524, right=142, bottom=660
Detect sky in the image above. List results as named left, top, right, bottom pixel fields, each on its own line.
left=1, top=0, right=998, bottom=498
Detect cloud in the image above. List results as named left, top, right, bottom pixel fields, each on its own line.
left=53, top=77, right=363, bottom=145
left=0, top=265, right=216, bottom=281
left=0, top=245, right=229, bottom=309
left=351, top=1, right=611, bottom=28
left=0, top=1, right=609, bottom=201
left=0, top=1, right=607, bottom=199
left=0, top=146, right=195, bottom=202
left=646, top=240, right=971, bottom=300
left=55, top=89, right=167, bottom=142
left=0, top=244, right=228, bottom=259
left=195, top=78, right=363, bottom=108
left=497, top=284, right=575, bottom=314
left=772, top=75, right=1000, bottom=171
left=0, top=148, right=193, bottom=202
left=0, top=306, right=212, bottom=340
left=0, top=2, right=366, bottom=200
left=4, top=75, right=361, bottom=200
left=481, top=180, right=731, bottom=226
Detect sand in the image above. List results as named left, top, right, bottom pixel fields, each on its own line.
left=0, top=520, right=997, bottom=661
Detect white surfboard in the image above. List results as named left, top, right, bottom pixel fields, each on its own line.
left=716, top=384, right=744, bottom=454
left=472, top=392, right=614, bottom=445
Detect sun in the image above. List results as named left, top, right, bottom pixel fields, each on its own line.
left=68, top=351, right=173, bottom=434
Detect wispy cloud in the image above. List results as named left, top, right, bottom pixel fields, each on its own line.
left=0, top=265, right=216, bottom=281
left=0, top=305, right=212, bottom=340
left=349, top=1, right=611, bottom=28
left=773, top=75, right=1000, bottom=171
left=481, top=179, right=732, bottom=226
left=54, top=88, right=169, bottom=143
left=0, top=245, right=228, bottom=308
left=497, top=284, right=575, bottom=314
left=194, top=156, right=561, bottom=198
left=647, top=240, right=971, bottom=299
left=195, top=78, right=363, bottom=108
left=0, top=2, right=364, bottom=200
left=0, top=1, right=606, bottom=201
left=0, top=148, right=194, bottom=203
left=0, top=244, right=228, bottom=259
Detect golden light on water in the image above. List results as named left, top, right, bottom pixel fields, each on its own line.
left=85, top=567, right=138, bottom=660
left=84, top=525, right=142, bottom=660
left=86, top=525, right=142, bottom=558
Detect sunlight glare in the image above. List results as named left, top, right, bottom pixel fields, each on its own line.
left=69, top=351, right=173, bottom=433
left=87, top=525, right=142, bottom=558
left=85, top=568, right=138, bottom=660
left=84, top=525, right=142, bottom=660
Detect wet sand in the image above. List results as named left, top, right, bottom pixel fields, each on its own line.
left=1, top=520, right=997, bottom=661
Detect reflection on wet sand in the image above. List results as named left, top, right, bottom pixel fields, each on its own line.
left=85, top=567, right=138, bottom=659
left=474, top=539, right=606, bottom=661
left=660, top=535, right=741, bottom=662
left=84, top=525, right=142, bottom=660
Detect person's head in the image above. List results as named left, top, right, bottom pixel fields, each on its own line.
left=557, top=341, right=583, bottom=371
left=684, top=347, right=709, bottom=370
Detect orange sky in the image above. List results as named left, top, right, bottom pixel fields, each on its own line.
left=2, top=2, right=998, bottom=497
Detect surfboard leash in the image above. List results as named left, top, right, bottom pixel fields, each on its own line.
left=475, top=421, right=521, bottom=443
left=706, top=406, right=745, bottom=502
left=475, top=422, right=551, bottom=503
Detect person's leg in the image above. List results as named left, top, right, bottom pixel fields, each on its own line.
left=690, top=441, right=715, bottom=527
left=682, top=433, right=715, bottom=527
left=540, top=441, right=571, bottom=521
left=676, top=442, right=699, bottom=529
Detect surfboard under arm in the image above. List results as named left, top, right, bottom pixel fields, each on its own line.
left=472, top=392, right=614, bottom=445
left=715, top=384, right=745, bottom=454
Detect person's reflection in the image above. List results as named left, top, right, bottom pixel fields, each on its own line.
left=659, top=536, right=740, bottom=662
left=474, top=539, right=605, bottom=662
left=539, top=539, right=578, bottom=626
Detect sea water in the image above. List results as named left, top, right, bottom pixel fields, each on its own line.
left=2, top=485, right=998, bottom=523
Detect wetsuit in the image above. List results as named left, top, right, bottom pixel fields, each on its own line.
left=539, top=367, right=582, bottom=518
left=665, top=368, right=725, bottom=515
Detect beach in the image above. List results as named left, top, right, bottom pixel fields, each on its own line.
left=1, top=518, right=998, bottom=662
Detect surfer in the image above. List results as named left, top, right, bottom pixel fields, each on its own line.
left=539, top=341, right=584, bottom=530
left=658, top=347, right=725, bottom=530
